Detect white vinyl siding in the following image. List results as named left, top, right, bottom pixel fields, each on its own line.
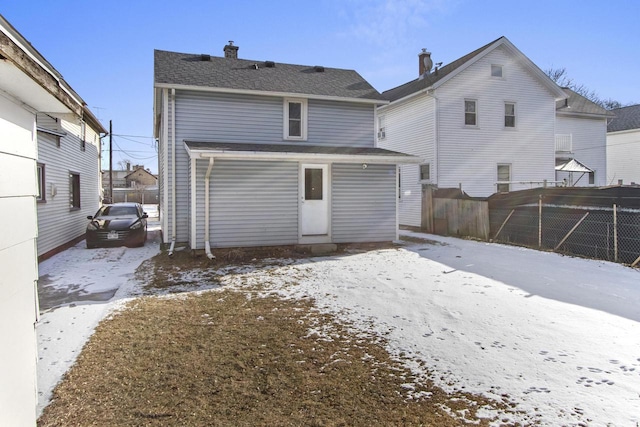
left=174, top=90, right=374, bottom=147
left=208, top=160, right=299, bottom=248
left=378, top=95, right=435, bottom=227
left=607, top=129, right=640, bottom=185
left=556, top=115, right=608, bottom=187
left=0, top=94, right=39, bottom=427
left=435, top=45, right=556, bottom=196
left=36, top=114, right=101, bottom=257
left=332, top=163, right=397, bottom=243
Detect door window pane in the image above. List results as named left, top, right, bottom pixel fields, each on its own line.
left=305, top=168, right=323, bottom=200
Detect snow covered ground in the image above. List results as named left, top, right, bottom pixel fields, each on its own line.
left=37, top=220, right=640, bottom=425
left=218, top=232, right=640, bottom=425
left=36, top=205, right=161, bottom=416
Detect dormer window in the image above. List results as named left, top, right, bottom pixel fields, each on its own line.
left=491, top=64, right=503, bottom=78
left=283, top=98, right=307, bottom=140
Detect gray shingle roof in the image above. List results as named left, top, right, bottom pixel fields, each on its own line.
left=382, top=37, right=502, bottom=102
left=154, top=49, right=384, bottom=101
left=607, top=104, right=640, bottom=132
left=556, top=88, right=614, bottom=117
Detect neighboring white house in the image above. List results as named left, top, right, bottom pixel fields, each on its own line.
left=154, top=43, right=420, bottom=254
left=607, top=104, right=640, bottom=185
left=36, top=107, right=106, bottom=260
left=377, top=36, right=567, bottom=227
left=0, top=14, right=105, bottom=425
left=555, top=88, right=613, bottom=187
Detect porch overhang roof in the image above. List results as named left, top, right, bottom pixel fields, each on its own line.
left=183, top=141, right=423, bottom=164
left=555, top=158, right=593, bottom=173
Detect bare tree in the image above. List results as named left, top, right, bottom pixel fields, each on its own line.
left=545, top=67, right=628, bottom=110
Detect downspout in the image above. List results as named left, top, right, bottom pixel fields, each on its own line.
left=168, top=88, right=177, bottom=256
left=204, top=157, right=215, bottom=259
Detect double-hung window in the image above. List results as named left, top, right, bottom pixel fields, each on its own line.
left=283, top=98, right=307, bottom=140
left=377, top=115, right=386, bottom=140
left=497, top=164, right=511, bottom=193
left=504, top=102, right=516, bottom=128
left=69, top=172, right=80, bottom=209
left=464, top=99, right=477, bottom=126
left=419, top=163, right=430, bottom=181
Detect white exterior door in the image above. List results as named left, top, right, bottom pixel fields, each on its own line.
left=300, top=164, right=329, bottom=236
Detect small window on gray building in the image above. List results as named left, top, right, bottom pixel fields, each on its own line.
left=491, top=64, right=503, bottom=77
left=69, top=172, right=80, bottom=209
left=37, top=163, right=45, bottom=202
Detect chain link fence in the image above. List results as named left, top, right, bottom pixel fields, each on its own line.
left=490, top=204, right=640, bottom=266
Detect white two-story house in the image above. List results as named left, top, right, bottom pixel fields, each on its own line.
left=377, top=36, right=567, bottom=228
left=555, top=88, right=613, bottom=187
left=153, top=43, right=419, bottom=255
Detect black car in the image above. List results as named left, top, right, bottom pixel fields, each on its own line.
left=86, top=203, right=148, bottom=248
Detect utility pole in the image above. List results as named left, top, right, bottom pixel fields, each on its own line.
left=109, top=120, right=113, bottom=203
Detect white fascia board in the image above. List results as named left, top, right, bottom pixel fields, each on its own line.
left=556, top=111, right=612, bottom=120
left=1, top=17, right=84, bottom=107
left=154, top=83, right=389, bottom=106
left=183, top=143, right=422, bottom=165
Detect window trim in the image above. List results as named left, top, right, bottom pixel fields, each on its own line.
left=491, top=64, right=504, bottom=78
left=497, top=163, right=511, bottom=193
left=37, top=163, right=46, bottom=203
left=283, top=98, right=308, bottom=141
left=504, top=102, right=516, bottom=128
left=419, top=163, right=430, bottom=182
left=69, top=171, right=81, bottom=210
left=377, top=115, right=386, bottom=140
left=464, top=99, right=478, bottom=127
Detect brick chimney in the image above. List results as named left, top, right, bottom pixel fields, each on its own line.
left=418, top=48, right=433, bottom=76
left=223, top=41, right=239, bottom=59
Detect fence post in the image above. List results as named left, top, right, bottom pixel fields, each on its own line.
left=613, top=204, right=618, bottom=263
left=538, top=195, right=543, bottom=248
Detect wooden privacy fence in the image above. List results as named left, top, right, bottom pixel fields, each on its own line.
left=421, top=186, right=490, bottom=240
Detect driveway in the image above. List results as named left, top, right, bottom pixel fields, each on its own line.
left=36, top=206, right=161, bottom=416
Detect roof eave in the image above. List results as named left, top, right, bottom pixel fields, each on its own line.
left=154, top=82, right=389, bottom=105
left=183, top=143, right=422, bottom=165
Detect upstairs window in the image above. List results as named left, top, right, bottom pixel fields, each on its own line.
left=283, top=98, right=307, bottom=140
left=377, top=115, right=386, bottom=140
left=505, top=103, right=516, bottom=128
left=491, top=64, right=503, bottom=78
left=464, top=99, right=477, bottom=126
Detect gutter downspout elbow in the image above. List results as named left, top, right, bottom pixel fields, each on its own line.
left=204, top=157, right=215, bottom=259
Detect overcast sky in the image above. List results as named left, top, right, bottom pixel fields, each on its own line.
left=3, top=0, right=639, bottom=174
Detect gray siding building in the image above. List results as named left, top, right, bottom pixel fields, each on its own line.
left=154, top=43, right=419, bottom=254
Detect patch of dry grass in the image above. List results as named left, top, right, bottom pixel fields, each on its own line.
left=39, top=247, right=513, bottom=426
